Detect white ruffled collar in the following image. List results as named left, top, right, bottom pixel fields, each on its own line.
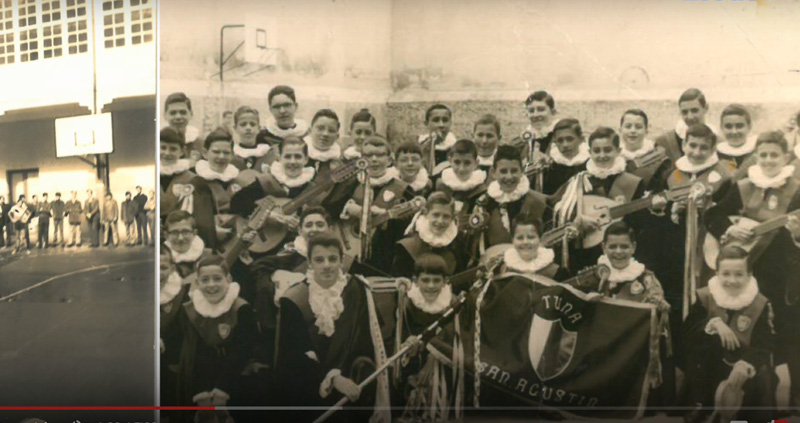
left=598, top=255, right=646, bottom=284
left=418, top=132, right=457, bottom=151
left=189, top=282, right=241, bottom=319
left=708, top=275, right=759, bottom=311
left=343, top=146, right=361, bottom=159
left=265, top=118, right=309, bottom=139
left=161, top=159, right=191, bottom=176
left=407, top=283, right=453, bottom=315
left=269, top=162, right=315, bottom=188
left=675, top=153, right=720, bottom=175
left=503, top=247, right=555, bottom=274
left=166, top=236, right=205, bottom=263
left=403, top=167, right=430, bottom=192
left=586, top=156, right=627, bottom=179
left=717, top=135, right=757, bottom=157
left=747, top=165, right=795, bottom=190
left=487, top=177, right=529, bottom=204
left=440, top=168, right=487, bottom=192
left=675, top=119, right=719, bottom=140
left=160, top=271, right=184, bottom=305
left=306, top=140, right=342, bottom=162
left=307, top=270, right=348, bottom=337
left=195, top=160, right=240, bottom=182
left=621, top=139, right=656, bottom=160
left=525, top=122, right=556, bottom=140
left=415, top=215, right=458, bottom=247
left=287, top=236, right=308, bottom=257
left=358, top=167, right=399, bottom=186
left=478, top=153, right=495, bottom=167
left=234, top=143, right=271, bottom=159
left=550, top=142, right=590, bottom=166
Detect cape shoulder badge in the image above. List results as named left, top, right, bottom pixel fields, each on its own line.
left=219, top=323, right=231, bottom=339
left=708, top=171, right=721, bottom=184
left=736, top=315, right=751, bottom=332
left=629, top=281, right=644, bottom=295
left=383, top=190, right=395, bottom=203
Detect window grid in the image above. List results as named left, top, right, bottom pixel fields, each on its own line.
left=129, top=0, right=151, bottom=45
left=65, top=0, right=87, bottom=55
left=0, top=0, right=15, bottom=65
left=102, top=0, right=124, bottom=48
left=42, top=22, right=61, bottom=58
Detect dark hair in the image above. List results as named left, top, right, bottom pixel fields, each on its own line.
left=511, top=213, right=541, bottom=237
left=685, top=123, right=717, bottom=147
left=222, top=110, right=233, bottom=117
left=424, top=104, right=452, bottom=123
left=755, top=130, right=788, bottom=153
left=300, top=206, right=332, bottom=226
left=524, top=90, right=555, bottom=110
left=603, top=221, right=636, bottom=244
left=448, top=139, right=478, bottom=159
left=425, top=191, right=455, bottom=214
left=160, top=127, right=185, bottom=146
left=553, top=118, right=583, bottom=138
left=195, top=254, right=230, bottom=275
left=620, top=109, right=649, bottom=129
left=415, top=253, right=449, bottom=277
left=363, top=135, right=392, bottom=156
left=350, top=108, right=377, bottom=131
left=165, top=210, right=196, bottom=230
left=311, top=109, right=341, bottom=130
left=588, top=127, right=620, bottom=149
left=55, top=192, right=61, bottom=197
left=203, top=127, right=234, bottom=150
left=125, top=191, right=131, bottom=196
left=716, top=245, right=752, bottom=273
left=42, top=193, right=48, bottom=197
left=165, top=92, right=192, bottom=112
left=278, top=135, right=308, bottom=156
left=395, top=142, right=423, bottom=158
left=493, top=145, right=523, bottom=168
left=17, top=194, right=24, bottom=201
left=234, top=106, right=260, bottom=125
left=473, top=114, right=501, bottom=138
left=678, top=88, right=707, bottom=108
left=720, top=104, right=751, bottom=126
left=160, top=245, right=173, bottom=259
left=268, top=85, right=297, bottom=105
left=307, top=233, right=344, bottom=259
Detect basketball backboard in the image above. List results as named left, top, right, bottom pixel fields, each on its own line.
left=244, top=15, right=279, bottom=66
left=54, top=113, right=114, bottom=158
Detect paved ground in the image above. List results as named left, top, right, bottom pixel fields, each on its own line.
left=0, top=245, right=156, bottom=422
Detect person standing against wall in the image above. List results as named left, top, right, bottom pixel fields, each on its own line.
left=145, top=189, right=156, bottom=246
left=133, top=186, right=148, bottom=245
left=51, top=192, right=66, bottom=248
left=65, top=191, right=83, bottom=248
left=85, top=190, right=100, bottom=248
left=101, top=192, right=120, bottom=247
left=121, top=191, right=137, bottom=246
left=36, top=193, right=52, bottom=249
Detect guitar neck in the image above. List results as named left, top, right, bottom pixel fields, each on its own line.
left=608, top=196, right=653, bottom=220
left=223, top=237, right=249, bottom=268
left=282, top=179, right=335, bottom=215
left=752, top=210, right=800, bottom=236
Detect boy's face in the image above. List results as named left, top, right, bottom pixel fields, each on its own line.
left=720, top=114, right=750, bottom=146
left=589, top=137, right=620, bottom=169
left=235, top=113, right=259, bottom=144
left=678, top=99, right=707, bottom=127
left=204, top=141, right=233, bottom=170
left=553, top=128, right=582, bottom=159
left=309, top=245, right=342, bottom=289
left=350, top=122, right=374, bottom=147
left=159, top=253, right=175, bottom=286
left=620, top=114, right=648, bottom=146
left=755, top=142, right=788, bottom=178
left=223, top=113, right=234, bottom=127
left=55, top=195, right=60, bottom=200
left=684, top=135, right=714, bottom=166
left=362, top=143, right=391, bottom=178
left=425, top=203, right=454, bottom=236
left=299, top=214, right=329, bottom=240
left=416, top=272, right=445, bottom=303
left=512, top=224, right=540, bottom=261
left=526, top=100, right=555, bottom=129
left=717, top=258, right=750, bottom=293
left=280, top=144, right=309, bottom=179
left=397, top=152, right=423, bottom=181
left=269, top=94, right=297, bottom=129
left=448, top=152, right=477, bottom=181
left=197, top=265, right=231, bottom=305
left=426, top=109, right=451, bottom=137
left=473, top=124, right=499, bottom=157
left=166, top=102, right=192, bottom=131
left=125, top=193, right=131, bottom=200
left=166, top=219, right=196, bottom=253
left=493, top=159, right=524, bottom=193
left=602, top=234, right=636, bottom=270
left=311, top=117, right=340, bottom=151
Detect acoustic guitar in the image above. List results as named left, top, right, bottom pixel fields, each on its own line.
left=339, top=196, right=427, bottom=257
left=703, top=209, right=800, bottom=269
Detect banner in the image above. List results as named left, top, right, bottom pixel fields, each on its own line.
left=432, top=273, right=659, bottom=419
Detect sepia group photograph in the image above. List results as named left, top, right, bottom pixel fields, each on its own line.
left=3, top=0, right=800, bottom=422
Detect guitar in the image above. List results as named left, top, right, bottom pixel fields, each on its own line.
left=703, top=209, right=800, bottom=269
left=541, top=185, right=693, bottom=249
left=222, top=196, right=279, bottom=267
left=339, top=196, right=427, bottom=258
left=235, top=158, right=367, bottom=254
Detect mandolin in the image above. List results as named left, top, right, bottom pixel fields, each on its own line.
left=703, top=209, right=800, bottom=269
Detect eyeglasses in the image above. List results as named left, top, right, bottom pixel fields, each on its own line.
left=363, top=152, right=389, bottom=159
left=167, top=229, right=194, bottom=238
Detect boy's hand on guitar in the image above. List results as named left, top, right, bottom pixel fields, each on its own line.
left=576, top=214, right=600, bottom=231
left=333, top=375, right=361, bottom=402
left=723, top=226, right=754, bottom=243
left=370, top=205, right=387, bottom=215
left=344, top=202, right=362, bottom=218
left=241, top=229, right=258, bottom=244
left=401, top=335, right=424, bottom=356
left=709, top=319, right=740, bottom=351
left=284, top=215, right=299, bottom=230
left=650, top=194, right=668, bottom=211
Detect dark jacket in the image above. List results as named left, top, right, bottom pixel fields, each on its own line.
left=51, top=199, right=66, bottom=219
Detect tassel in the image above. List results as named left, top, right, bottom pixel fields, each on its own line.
left=404, top=211, right=422, bottom=236
left=474, top=278, right=493, bottom=408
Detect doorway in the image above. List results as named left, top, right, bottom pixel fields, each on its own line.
left=7, top=168, right=39, bottom=203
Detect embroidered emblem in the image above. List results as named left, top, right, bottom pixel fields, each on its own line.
left=305, top=350, right=319, bottom=362
left=768, top=195, right=778, bottom=211
left=219, top=323, right=231, bottom=339
left=246, top=161, right=253, bottom=169
left=630, top=281, right=644, bottom=295
left=736, top=315, right=751, bottom=332
left=708, top=171, right=721, bottom=184
left=383, top=190, right=395, bottom=203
